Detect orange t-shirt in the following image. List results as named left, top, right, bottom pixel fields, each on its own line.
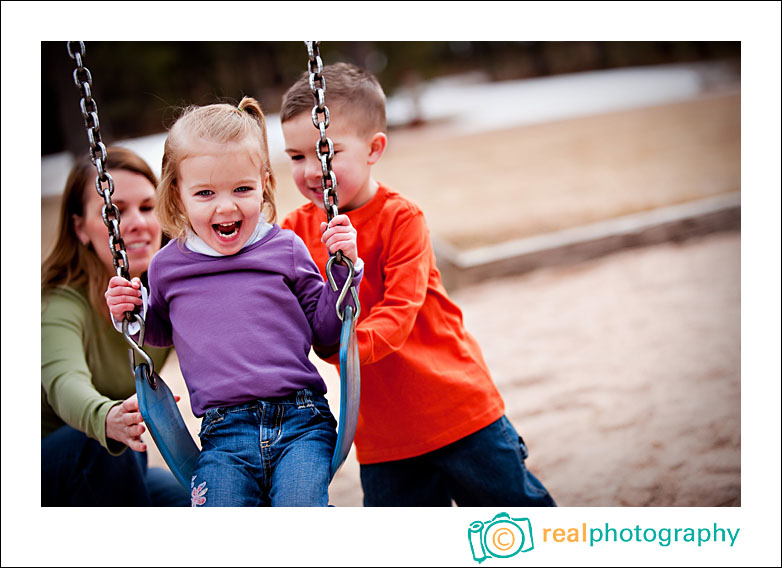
left=282, top=182, right=505, bottom=464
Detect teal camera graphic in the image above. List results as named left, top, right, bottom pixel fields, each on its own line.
left=468, top=512, right=534, bottom=563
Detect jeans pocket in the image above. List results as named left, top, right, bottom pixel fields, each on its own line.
left=498, top=416, right=530, bottom=461
left=310, top=398, right=337, bottom=428
left=517, top=436, right=530, bottom=460
left=199, top=407, right=225, bottom=439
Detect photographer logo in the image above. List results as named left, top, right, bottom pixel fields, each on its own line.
left=468, top=512, right=534, bottom=563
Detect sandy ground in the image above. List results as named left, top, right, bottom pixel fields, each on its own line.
left=453, top=232, right=740, bottom=507
left=40, top=89, right=741, bottom=506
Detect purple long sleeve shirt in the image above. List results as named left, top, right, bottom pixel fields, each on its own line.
left=144, top=224, right=362, bottom=417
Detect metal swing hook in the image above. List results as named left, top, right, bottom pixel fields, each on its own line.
left=325, top=255, right=361, bottom=322
left=121, top=314, right=157, bottom=388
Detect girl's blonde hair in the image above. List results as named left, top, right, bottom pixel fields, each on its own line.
left=157, top=96, right=277, bottom=240
left=42, top=146, right=162, bottom=320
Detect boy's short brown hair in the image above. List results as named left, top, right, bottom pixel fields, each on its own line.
left=280, top=62, right=387, bottom=136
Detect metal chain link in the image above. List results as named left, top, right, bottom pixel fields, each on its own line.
left=68, top=42, right=151, bottom=379
left=67, top=41, right=132, bottom=284
left=305, top=42, right=360, bottom=321
left=306, top=42, right=341, bottom=226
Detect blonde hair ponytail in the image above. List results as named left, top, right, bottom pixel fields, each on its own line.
left=157, top=97, right=277, bottom=241
left=238, top=96, right=277, bottom=223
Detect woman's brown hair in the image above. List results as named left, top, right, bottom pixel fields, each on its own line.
left=41, top=146, right=161, bottom=319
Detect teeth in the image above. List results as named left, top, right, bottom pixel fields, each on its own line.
left=127, top=243, right=147, bottom=250
left=214, top=221, right=240, bottom=238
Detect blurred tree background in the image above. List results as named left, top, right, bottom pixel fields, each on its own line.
left=42, top=41, right=739, bottom=156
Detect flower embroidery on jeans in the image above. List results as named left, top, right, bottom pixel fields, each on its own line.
left=190, top=475, right=207, bottom=507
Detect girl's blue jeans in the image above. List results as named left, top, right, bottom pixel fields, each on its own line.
left=191, top=389, right=337, bottom=507
left=359, top=415, right=556, bottom=507
left=41, top=424, right=189, bottom=506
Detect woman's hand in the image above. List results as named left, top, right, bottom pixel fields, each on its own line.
left=105, top=393, right=181, bottom=451
left=105, top=276, right=143, bottom=319
left=320, top=214, right=358, bottom=265
left=105, top=393, right=147, bottom=451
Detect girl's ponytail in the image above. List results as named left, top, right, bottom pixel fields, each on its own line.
left=237, top=96, right=277, bottom=223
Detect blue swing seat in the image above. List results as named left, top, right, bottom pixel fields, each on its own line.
left=134, top=307, right=361, bottom=489
left=135, top=364, right=200, bottom=489
left=330, top=303, right=360, bottom=479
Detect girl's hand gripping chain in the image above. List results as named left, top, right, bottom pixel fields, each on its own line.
left=320, top=214, right=358, bottom=265
left=103, top=276, right=182, bottom=451
left=105, top=276, right=143, bottom=320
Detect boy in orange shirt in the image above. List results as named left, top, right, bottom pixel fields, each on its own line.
left=280, top=63, right=555, bottom=506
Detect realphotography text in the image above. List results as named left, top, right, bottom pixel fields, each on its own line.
left=542, top=523, right=740, bottom=547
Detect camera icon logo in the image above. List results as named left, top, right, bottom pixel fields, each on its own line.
left=468, top=512, right=534, bottom=563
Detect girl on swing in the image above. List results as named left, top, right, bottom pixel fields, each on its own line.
left=105, top=97, right=362, bottom=507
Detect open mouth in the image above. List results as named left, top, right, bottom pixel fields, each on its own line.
left=213, top=221, right=241, bottom=239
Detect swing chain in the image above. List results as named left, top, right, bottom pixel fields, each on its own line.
left=305, top=42, right=340, bottom=229
left=305, top=42, right=361, bottom=322
left=67, top=42, right=134, bottom=296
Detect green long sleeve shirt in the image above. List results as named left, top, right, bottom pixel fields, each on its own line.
left=41, top=286, right=170, bottom=454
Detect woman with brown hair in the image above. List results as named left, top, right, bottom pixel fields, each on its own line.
left=41, top=146, right=188, bottom=506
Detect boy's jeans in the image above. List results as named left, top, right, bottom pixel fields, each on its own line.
left=191, top=389, right=337, bottom=507
left=360, top=415, right=556, bottom=506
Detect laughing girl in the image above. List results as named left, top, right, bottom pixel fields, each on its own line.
left=105, top=97, right=362, bottom=506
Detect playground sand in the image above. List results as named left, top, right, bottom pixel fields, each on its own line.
left=41, top=90, right=741, bottom=506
